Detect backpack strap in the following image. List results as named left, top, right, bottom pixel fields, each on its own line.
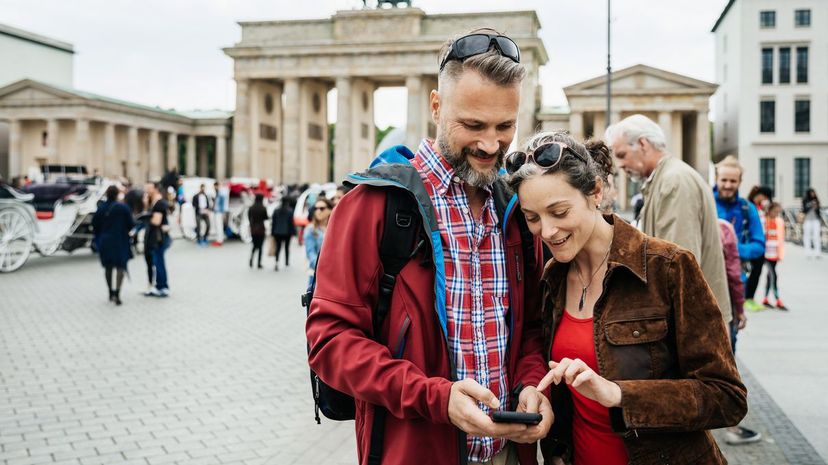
left=368, top=187, right=423, bottom=465
left=740, top=199, right=751, bottom=245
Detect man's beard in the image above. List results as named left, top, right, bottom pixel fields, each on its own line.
left=437, top=139, right=505, bottom=188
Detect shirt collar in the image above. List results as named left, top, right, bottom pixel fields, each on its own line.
left=414, top=139, right=498, bottom=198
left=414, top=139, right=457, bottom=197
left=640, top=155, right=670, bottom=195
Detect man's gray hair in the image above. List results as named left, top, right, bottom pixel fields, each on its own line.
left=604, top=114, right=668, bottom=152
left=438, top=28, right=526, bottom=87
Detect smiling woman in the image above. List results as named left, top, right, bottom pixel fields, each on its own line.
left=507, top=131, right=747, bottom=465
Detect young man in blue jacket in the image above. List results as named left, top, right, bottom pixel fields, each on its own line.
left=713, top=155, right=765, bottom=446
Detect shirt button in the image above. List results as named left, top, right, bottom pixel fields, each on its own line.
left=632, top=330, right=641, bottom=338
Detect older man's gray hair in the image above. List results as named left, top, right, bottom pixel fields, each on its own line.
left=604, top=114, right=668, bottom=152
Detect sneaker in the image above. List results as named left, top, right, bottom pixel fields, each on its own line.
left=724, top=426, right=762, bottom=445
left=775, top=299, right=788, bottom=311
left=761, top=297, right=773, bottom=308
left=144, top=287, right=163, bottom=297
left=745, top=299, right=765, bottom=312
left=157, top=288, right=170, bottom=298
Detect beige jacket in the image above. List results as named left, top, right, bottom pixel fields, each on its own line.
left=639, top=156, right=732, bottom=323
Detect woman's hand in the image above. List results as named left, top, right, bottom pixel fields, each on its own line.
left=536, top=358, right=622, bottom=408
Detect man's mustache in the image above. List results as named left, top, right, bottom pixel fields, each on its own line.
left=460, top=147, right=507, bottom=160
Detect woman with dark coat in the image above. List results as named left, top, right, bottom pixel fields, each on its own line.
left=270, top=198, right=296, bottom=270
left=92, top=185, right=135, bottom=305
left=247, top=193, right=269, bottom=269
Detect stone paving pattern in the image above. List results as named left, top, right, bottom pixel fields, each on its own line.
left=0, top=239, right=825, bottom=464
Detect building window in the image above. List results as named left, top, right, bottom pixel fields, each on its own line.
left=795, top=99, right=810, bottom=133
left=795, top=9, right=811, bottom=27
left=760, top=100, right=775, bottom=133
left=761, top=48, right=773, bottom=84
left=794, top=158, right=810, bottom=198
left=723, top=122, right=729, bottom=144
left=796, top=47, right=808, bottom=83
left=779, top=47, right=791, bottom=83
left=760, top=10, right=776, bottom=28
left=723, top=64, right=728, bottom=82
left=760, top=158, right=776, bottom=193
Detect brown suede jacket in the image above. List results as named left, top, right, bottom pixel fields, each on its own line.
left=538, top=215, right=747, bottom=465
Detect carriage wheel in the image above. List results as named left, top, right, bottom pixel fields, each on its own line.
left=0, top=209, right=34, bottom=272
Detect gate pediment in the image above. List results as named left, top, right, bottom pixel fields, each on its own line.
left=564, top=64, right=717, bottom=97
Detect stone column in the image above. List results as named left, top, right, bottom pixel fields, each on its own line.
left=568, top=112, right=584, bottom=140
left=148, top=129, right=161, bottom=179
left=186, top=135, right=196, bottom=176
left=517, top=59, right=539, bottom=144
left=215, top=135, right=227, bottom=181
left=103, top=123, right=116, bottom=177
left=248, top=81, right=260, bottom=178
left=658, top=112, right=672, bottom=148
left=232, top=79, right=250, bottom=176
left=127, top=126, right=139, bottom=182
left=282, top=78, right=301, bottom=184
left=46, top=118, right=59, bottom=163
left=593, top=113, right=606, bottom=137
left=8, top=119, right=22, bottom=177
left=695, top=111, right=711, bottom=177
left=197, top=139, right=208, bottom=177
left=75, top=119, right=90, bottom=168
left=335, top=76, right=353, bottom=184
left=405, top=75, right=423, bottom=150
left=166, top=133, right=178, bottom=171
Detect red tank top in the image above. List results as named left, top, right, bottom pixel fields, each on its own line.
left=551, top=310, right=628, bottom=465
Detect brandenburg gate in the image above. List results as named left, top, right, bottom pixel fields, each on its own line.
left=223, top=7, right=548, bottom=184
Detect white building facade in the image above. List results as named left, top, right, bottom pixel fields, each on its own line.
left=713, top=0, right=828, bottom=207
left=0, top=23, right=75, bottom=179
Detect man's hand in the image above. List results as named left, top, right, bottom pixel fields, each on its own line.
left=737, top=313, right=747, bottom=330
left=537, top=359, right=622, bottom=408
left=448, top=379, right=528, bottom=440
left=511, top=385, right=554, bottom=443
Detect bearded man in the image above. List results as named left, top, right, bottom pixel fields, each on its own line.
left=306, top=29, right=551, bottom=465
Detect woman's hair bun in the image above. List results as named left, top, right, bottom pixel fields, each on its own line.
left=584, top=139, right=615, bottom=179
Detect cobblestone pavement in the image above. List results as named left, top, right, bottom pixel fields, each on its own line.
left=0, top=238, right=825, bottom=465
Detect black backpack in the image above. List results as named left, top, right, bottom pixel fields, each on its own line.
left=302, top=187, right=423, bottom=465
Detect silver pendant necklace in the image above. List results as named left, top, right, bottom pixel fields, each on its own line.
left=572, top=238, right=613, bottom=311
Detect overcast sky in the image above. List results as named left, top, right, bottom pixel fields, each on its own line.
left=2, top=0, right=729, bottom=128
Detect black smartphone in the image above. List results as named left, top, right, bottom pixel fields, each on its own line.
left=491, top=411, right=542, bottom=425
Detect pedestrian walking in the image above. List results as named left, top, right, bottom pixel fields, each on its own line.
left=270, top=197, right=296, bottom=270
left=247, top=193, right=268, bottom=269
left=212, top=181, right=228, bottom=246
left=303, top=197, right=330, bottom=287
left=762, top=202, right=787, bottom=310
left=144, top=182, right=171, bottom=297
left=92, top=185, right=135, bottom=306
left=713, top=155, right=766, bottom=313
left=507, top=131, right=746, bottom=465
left=605, top=114, right=733, bottom=326
left=802, top=188, right=823, bottom=259
left=192, top=183, right=212, bottom=246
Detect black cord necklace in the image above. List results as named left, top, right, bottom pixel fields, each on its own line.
left=572, top=236, right=613, bottom=311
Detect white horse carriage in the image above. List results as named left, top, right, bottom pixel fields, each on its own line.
left=0, top=172, right=113, bottom=272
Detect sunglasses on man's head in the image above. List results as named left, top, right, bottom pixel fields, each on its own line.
left=440, top=33, right=521, bottom=71
left=504, top=142, right=588, bottom=175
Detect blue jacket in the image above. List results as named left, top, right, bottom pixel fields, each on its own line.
left=713, top=188, right=765, bottom=261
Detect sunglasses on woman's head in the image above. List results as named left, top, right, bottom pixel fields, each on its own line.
left=439, top=33, right=521, bottom=71
left=505, top=142, right=588, bottom=175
